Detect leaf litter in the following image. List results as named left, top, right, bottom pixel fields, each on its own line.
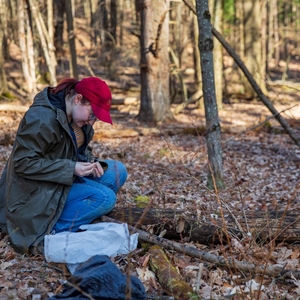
left=0, top=100, right=300, bottom=299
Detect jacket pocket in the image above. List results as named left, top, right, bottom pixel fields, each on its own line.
left=7, top=179, right=38, bottom=213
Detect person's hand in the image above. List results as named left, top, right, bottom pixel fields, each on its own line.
left=74, top=162, right=95, bottom=177
left=90, top=161, right=104, bottom=178
left=74, top=162, right=104, bottom=177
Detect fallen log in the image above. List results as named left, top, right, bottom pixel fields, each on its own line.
left=103, top=207, right=300, bottom=244
left=102, top=215, right=300, bottom=280
left=0, top=104, right=29, bottom=112
left=149, top=245, right=195, bottom=300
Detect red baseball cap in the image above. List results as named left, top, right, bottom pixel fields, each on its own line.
left=75, top=77, right=113, bottom=124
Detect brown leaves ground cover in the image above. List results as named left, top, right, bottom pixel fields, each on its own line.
left=0, top=97, right=300, bottom=299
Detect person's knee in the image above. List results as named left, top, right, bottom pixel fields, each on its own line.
left=115, top=161, right=128, bottom=186
left=105, top=160, right=128, bottom=190
left=101, top=188, right=117, bottom=214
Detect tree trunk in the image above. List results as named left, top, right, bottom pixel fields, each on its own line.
left=104, top=207, right=300, bottom=245
left=118, top=0, right=124, bottom=46
left=137, top=0, right=173, bottom=123
left=83, top=0, right=92, bottom=27
left=28, top=0, right=57, bottom=86
left=47, top=0, right=57, bottom=84
left=273, top=0, right=280, bottom=66
left=261, top=0, right=267, bottom=86
left=97, top=0, right=108, bottom=48
left=110, top=0, right=117, bottom=46
left=0, top=0, right=8, bottom=92
left=17, top=0, right=37, bottom=100
left=0, top=0, right=9, bottom=61
left=192, top=14, right=203, bottom=109
left=267, top=0, right=272, bottom=74
left=195, top=0, right=224, bottom=190
left=65, top=0, right=78, bottom=78
left=0, top=29, right=7, bottom=93
left=212, top=0, right=223, bottom=110
left=54, top=0, right=65, bottom=60
left=235, top=0, right=244, bottom=61
left=242, top=0, right=267, bottom=96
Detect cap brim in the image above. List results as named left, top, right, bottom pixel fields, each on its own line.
left=91, top=102, right=113, bottom=125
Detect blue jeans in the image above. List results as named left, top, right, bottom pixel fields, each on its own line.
left=53, top=160, right=127, bottom=233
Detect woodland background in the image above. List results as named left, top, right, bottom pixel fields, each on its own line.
left=0, top=0, right=300, bottom=299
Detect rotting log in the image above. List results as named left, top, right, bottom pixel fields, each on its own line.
left=102, top=207, right=300, bottom=244
left=149, top=245, right=195, bottom=300
left=102, top=215, right=300, bottom=280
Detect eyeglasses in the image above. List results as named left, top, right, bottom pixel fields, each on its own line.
left=88, top=113, right=98, bottom=121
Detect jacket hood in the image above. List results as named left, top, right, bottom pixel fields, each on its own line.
left=31, top=88, right=67, bottom=115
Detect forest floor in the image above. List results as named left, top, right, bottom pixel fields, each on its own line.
left=1, top=13, right=300, bottom=299
left=0, top=85, right=300, bottom=299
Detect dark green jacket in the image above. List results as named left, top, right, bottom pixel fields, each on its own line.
left=0, top=88, right=95, bottom=253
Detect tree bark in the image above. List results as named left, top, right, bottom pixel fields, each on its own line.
left=212, top=0, right=223, bottom=110
left=192, top=13, right=202, bottom=109
left=0, top=0, right=8, bottom=92
left=47, top=0, right=57, bottom=83
left=103, top=207, right=300, bottom=245
left=137, top=0, right=173, bottom=123
left=17, top=0, right=37, bottom=100
left=272, top=0, right=280, bottom=66
left=65, top=0, right=78, bottom=78
left=28, top=0, right=57, bottom=86
left=242, top=0, right=266, bottom=97
left=54, top=0, right=65, bottom=59
left=195, top=0, right=224, bottom=190
left=97, top=0, right=108, bottom=49
left=110, top=0, right=117, bottom=46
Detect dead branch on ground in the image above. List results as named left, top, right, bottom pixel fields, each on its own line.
left=102, top=215, right=300, bottom=280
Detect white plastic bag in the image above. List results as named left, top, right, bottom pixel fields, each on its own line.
left=44, top=222, right=138, bottom=264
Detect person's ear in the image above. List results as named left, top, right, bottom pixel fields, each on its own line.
left=74, top=93, right=83, bottom=104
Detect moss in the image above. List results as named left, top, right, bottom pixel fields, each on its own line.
left=149, top=245, right=196, bottom=300
left=134, top=195, right=150, bottom=208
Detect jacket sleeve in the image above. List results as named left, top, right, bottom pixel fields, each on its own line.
left=12, top=108, right=76, bottom=185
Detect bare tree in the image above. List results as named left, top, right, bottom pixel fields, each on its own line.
left=17, top=0, right=37, bottom=99
left=0, top=0, right=8, bottom=92
left=65, top=0, right=78, bottom=78
left=137, top=0, right=173, bottom=123
left=242, top=0, right=267, bottom=96
left=54, top=0, right=65, bottom=59
left=0, top=29, right=7, bottom=93
left=47, top=0, right=57, bottom=83
left=28, top=0, right=57, bottom=86
left=110, top=0, right=117, bottom=46
left=195, top=0, right=224, bottom=189
left=97, top=0, right=109, bottom=48
left=212, top=0, right=223, bottom=109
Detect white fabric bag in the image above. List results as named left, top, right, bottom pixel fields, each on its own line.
left=44, top=222, right=138, bottom=264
